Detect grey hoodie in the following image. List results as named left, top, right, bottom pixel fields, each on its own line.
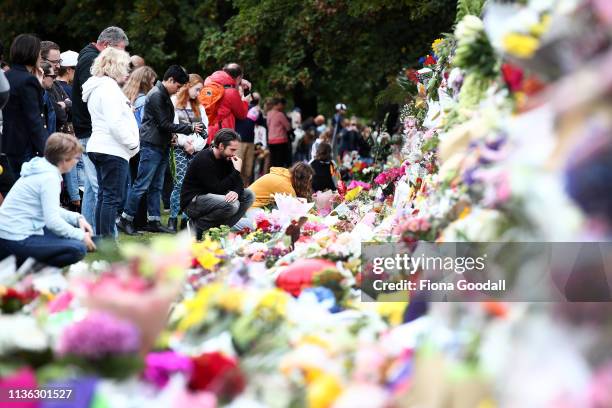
left=0, top=157, right=84, bottom=241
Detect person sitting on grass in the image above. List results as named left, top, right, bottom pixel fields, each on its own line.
left=0, top=132, right=96, bottom=268
left=180, top=128, right=254, bottom=238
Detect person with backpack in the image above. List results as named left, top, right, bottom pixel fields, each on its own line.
left=199, top=63, right=251, bottom=144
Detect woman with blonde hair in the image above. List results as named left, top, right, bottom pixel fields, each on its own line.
left=123, top=65, right=157, bottom=126
left=167, top=73, right=208, bottom=232
left=82, top=47, right=139, bottom=238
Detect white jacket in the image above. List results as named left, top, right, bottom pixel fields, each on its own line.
left=82, top=75, right=139, bottom=161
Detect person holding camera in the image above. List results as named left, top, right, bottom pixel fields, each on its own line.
left=168, top=73, right=208, bottom=232
left=180, top=129, right=254, bottom=238
left=201, top=62, right=250, bottom=144
left=118, top=65, right=203, bottom=235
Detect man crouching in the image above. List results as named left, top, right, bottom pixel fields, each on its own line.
left=180, top=128, right=254, bottom=238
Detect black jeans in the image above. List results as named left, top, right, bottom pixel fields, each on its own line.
left=89, top=152, right=129, bottom=237
left=185, top=189, right=255, bottom=231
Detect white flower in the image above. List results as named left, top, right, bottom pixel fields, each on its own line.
left=0, top=315, right=48, bottom=354
left=456, top=15, right=484, bottom=39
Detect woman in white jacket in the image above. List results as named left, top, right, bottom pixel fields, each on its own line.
left=168, top=73, right=208, bottom=232
left=82, top=47, right=139, bottom=238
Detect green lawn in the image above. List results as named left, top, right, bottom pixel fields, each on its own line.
left=84, top=213, right=173, bottom=263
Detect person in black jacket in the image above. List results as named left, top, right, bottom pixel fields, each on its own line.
left=72, top=26, right=129, bottom=232
left=0, top=68, right=11, bottom=202
left=1, top=34, right=48, bottom=188
left=117, top=65, right=203, bottom=235
left=181, top=129, right=254, bottom=237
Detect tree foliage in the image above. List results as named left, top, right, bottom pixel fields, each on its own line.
left=0, top=0, right=456, bottom=119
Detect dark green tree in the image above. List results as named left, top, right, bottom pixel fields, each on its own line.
left=0, top=0, right=456, bottom=119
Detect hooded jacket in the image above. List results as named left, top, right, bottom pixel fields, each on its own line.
left=82, top=75, right=139, bottom=161
left=204, top=71, right=248, bottom=144
left=72, top=43, right=100, bottom=139
left=0, top=157, right=84, bottom=241
left=249, top=167, right=295, bottom=208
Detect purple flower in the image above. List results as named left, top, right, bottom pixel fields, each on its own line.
left=57, top=311, right=140, bottom=359
left=143, top=351, right=193, bottom=388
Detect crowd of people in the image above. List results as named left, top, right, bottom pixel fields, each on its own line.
left=0, top=26, right=375, bottom=268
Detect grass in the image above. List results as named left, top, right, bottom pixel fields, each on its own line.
left=84, top=212, right=172, bottom=263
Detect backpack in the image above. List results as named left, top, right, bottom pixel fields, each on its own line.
left=198, top=82, right=231, bottom=126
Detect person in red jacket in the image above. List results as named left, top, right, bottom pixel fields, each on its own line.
left=204, top=63, right=251, bottom=144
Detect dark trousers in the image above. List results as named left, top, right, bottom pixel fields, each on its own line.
left=89, top=152, right=129, bottom=237
left=185, top=189, right=255, bottom=231
left=0, top=228, right=86, bottom=268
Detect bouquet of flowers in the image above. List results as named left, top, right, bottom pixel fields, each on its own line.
left=55, top=311, right=143, bottom=379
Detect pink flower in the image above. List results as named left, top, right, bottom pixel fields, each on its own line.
left=347, top=180, right=372, bottom=190
left=144, top=351, right=193, bottom=389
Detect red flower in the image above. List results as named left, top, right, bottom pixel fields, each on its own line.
left=424, top=55, right=437, bottom=66
left=3, top=288, right=26, bottom=303
left=189, top=352, right=245, bottom=399
left=501, top=63, right=524, bottom=92
left=406, top=69, right=419, bottom=84
left=256, top=219, right=271, bottom=232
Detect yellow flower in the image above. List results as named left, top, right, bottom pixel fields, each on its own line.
left=257, top=288, right=290, bottom=316
left=431, top=38, right=444, bottom=54
left=344, top=186, right=363, bottom=201
left=216, top=288, right=245, bottom=312
left=376, top=302, right=406, bottom=326
left=307, top=373, right=343, bottom=408
left=0, top=286, right=6, bottom=297
left=178, top=284, right=224, bottom=331
left=300, top=334, right=332, bottom=350
left=192, top=237, right=224, bottom=270
left=458, top=206, right=471, bottom=220
left=530, top=14, right=551, bottom=37
left=502, top=33, right=539, bottom=59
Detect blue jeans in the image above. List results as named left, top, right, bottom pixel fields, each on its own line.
left=88, top=152, right=129, bottom=238
left=0, top=228, right=86, bottom=268
left=63, top=163, right=81, bottom=202
left=122, top=142, right=168, bottom=221
left=81, top=138, right=98, bottom=232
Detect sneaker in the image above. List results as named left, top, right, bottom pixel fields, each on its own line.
left=116, top=217, right=141, bottom=236
left=143, top=220, right=175, bottom=234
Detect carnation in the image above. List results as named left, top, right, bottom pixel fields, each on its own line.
left=57, top=311, right=140, bottom=359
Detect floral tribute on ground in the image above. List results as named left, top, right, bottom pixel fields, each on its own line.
left=3, top=1, right=612, bottom=407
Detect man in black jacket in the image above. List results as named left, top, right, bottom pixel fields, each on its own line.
left=118, top=65, right=203, bottom=235
left=72, top=26, right=129, bottom=231
left=181, top=129, right=254, bottom=236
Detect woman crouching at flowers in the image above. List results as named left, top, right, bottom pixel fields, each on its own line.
left=232, top=162, right=314, bottom=231
left=0, top=133, right=96, bottom=267
left=168, top=74, right=208, bottom=232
